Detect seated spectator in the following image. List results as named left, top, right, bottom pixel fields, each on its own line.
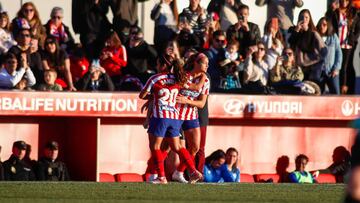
left=123, top=27, right=157, bottom=84
left=0, top=52, right=36, bottom=89
left=12, top=2, right=46, bottom=48
left=243, top=42, right=270, bottom=94
left=8, top=24, right=32, bottom=69
left=69, top=44, right=89, bottom=83
left=288, top=9, right=327, bottom=85
left=316, top=17, right=342, bottom=95
left=38, top=69, right=63, bottom=91
left=0, top=11, right=17, bottom=56
left=177, top=13, right=202, bottom=55
left=270, top=48, right=304, bottom=94
left=29, top=35, right=43, bottom=87
left=76, top=60, right=115, bottom=91
left=35, top=141, right=70, bottom=181
left=262, top=17, right=284, bottom=70
left=3, top=140, right=35, bottom=181
left=14, top=76, right=34, bottom=91
left=203, top=149, right=238, bottom=183
left=44, top=7, right=75, bottom=52
left=227, top=4, right=261, bottom=58
left=225, top=147, right=240, bottom=182
left=289, top=154, right=316, bottom=183
left=100, top=31, right=127, bottom=81
left=42, top=36, right=76, bottom=91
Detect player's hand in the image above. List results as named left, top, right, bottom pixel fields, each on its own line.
left=341, top=85, right=348, bottom=94
left=141, top=100, right=150, bottom=113
left=176, top=96, right=188, bottom=104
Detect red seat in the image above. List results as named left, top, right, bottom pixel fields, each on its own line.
left=114, top=173, right=144, bottom=182
left=254, top=174, right=280, bottom=183
left=240, top=173, right=254, bottom=183
left=316, top=174, right=336, bottom=183
left=99, top=173, right=115, bottom=182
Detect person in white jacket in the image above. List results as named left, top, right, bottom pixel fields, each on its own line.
left=0, top=52, right=36, bottom=89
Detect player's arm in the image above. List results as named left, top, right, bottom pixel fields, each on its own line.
left=176, top=94, right=208, bottom=109
left=186, top=73, right=206, bottom=91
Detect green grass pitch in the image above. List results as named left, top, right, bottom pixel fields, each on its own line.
left=0, top=182, right=346, bottom=203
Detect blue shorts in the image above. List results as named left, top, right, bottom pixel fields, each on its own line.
left=182, top=119, right=200, bottom=131
left=148, top=117, right=183, bottom=138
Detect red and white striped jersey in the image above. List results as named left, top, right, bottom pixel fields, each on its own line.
left=177, top=74, right=210, bottom=120
left=143, top=73, right=181, bottom=119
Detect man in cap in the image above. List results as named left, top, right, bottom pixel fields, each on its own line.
left=3, top=140, right=35, bottom=181
left=35, top=141, right=69, bottom=181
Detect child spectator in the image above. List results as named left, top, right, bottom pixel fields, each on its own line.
left=37, top=69, right=63, bottom=91
left=289, top=154, right=316, bottom=183
left=100, top=31, right=127, bottom=81
left=0, top=11, right=17, bottom=55
left=76, top=60, right=114, bottom=91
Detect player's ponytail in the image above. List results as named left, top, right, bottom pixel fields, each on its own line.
left=171, top=58, right=187, bottom=87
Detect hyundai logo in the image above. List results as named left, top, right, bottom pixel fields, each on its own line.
left=223, top=99, right=245, bottom=115
left=342, top=100, right=354, bottom=117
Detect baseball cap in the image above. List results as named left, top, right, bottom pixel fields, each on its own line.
left=45, top=141, right=59, bottom=150
left=13, top=140, right=27, bottom=150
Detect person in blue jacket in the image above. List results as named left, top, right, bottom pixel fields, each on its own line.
left=225, top=147, right=240, bottom=182
left=203, top=149, right=239, bottom=183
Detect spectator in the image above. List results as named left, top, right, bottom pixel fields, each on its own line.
left=44, top=7, right=75, bottom=53
left=72, top=0, right=111, bottom=60
left=69, top=44, right=89, bottom=83
left=151, top=0, right=178, bottom=52
left=203, top=149, right=236, bottom=183
left=270, top=48, right=304, bottom=94
left=207, top=0, right=243, bottom=17
left=37, top=69, right=63, bottom=91
left=0, top=53, right=36, bottom=89
left=262, top=17, right=285, bottom=70
left=243, top=42, right=270, bottom=94
left=227, top=4, right=261, bottom=58
left=3, top=140, right=35, bottom=181
left=317, top=17, right=342, bottom=95
left=288, top=9, right=327, bottom=85
left=35, top=141, right=70, bottom=181
left=12, top=2, right=46, bottom=48
left=326, top=0, right=359, bottom=94
left=100, top=31, right=127, bottom=81
left=8, top=25, right=32, bottom=70
left=22, top=144, right=37, bottom=169
left=76, top=60, right=115, bottom=91
left=225, top=147, right=240, bottom=182
left=0, top=11, right=17, bottom=56
left=203, top=12, right=221, bottom=50
left=180, top=0, right=208, bottom=45
left=162, top=39, right=181, bottom=60
left=177, top=13, right=202, bottom=54
left=289, top=154, right=316, bottom=183
left=42, top=36, right=76, bottom=91
left=255, top=0, right=304, bottom=35
left=205, top=30, right=226, bottom=92
left=219, top=0, right=241, bottom=32
left=29, top=35, right=44, bottom=87
left=123, top=27, right=158, bottom=84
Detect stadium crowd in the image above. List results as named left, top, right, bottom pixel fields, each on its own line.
left=0, top=0, right=358, bottom=94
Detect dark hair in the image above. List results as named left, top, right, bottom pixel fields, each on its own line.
left=172, top=58, right=187, bottom=86
left=264, top=18, right=285, bottom=46
left=2, top=53, right=17, bottom=64
left=44, top=36, right=66, bottom=68
left=212, top=30, right=226, bottom=39
left=298, top=9, right=317, bottom=32
left=226, top=147, right=239, bottom=171
left=227, top=40, right=240, bottom=49
left=44, top=68, right=58, bottom=77
left=106, top=31, right=122, bottom=48
left=295, top=154, right=309, bottom=164
left=184, top=52, right=207, bottom=72
left=205, top=149, right=226, bottom=165
left=316, top=17, right=335, bottom=36
left=238, top=4, right=249, bottom=12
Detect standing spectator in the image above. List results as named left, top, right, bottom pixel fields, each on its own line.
left=227, top=4, right=261, bottom=58
left=288, top=9, right=327, bottom=85
left=37, top=69, right=63, bottom=91
left=289, top=154, right=315, bottom=183
left=207, top=0, right=243, bottom=16
left=225, top=147, right=240, bottom=182
left=243, top=43, right=270, bottom=94
left=180, top=0, right=209, bottom=45
left=100, top=31, right=127, bottom=81
left=123, top=28, right=158, bottom=84
left=219, top=0, right=241, bottom=32
left=108, top=0, right=150, bottom=42
left=0, top=53, right=36, bottom=89
left=12, top=2, right=46, bottom=48
left=317, top=17, right=342, bottom=94
left=0, top=11, right=17, bottom=56
left=76, top=60, right=115, bottom=91
left=42, top=36, right=76, bottom=91
left=151, top=0, right=178, bottom=52
left=3, top=141, right=35, bottom=181
left=72, top=0, right=112, bottom=60
left=262, top=17, right=285, bottom=69
left=205, top=30, right=226, bottom=92
left=44, top=7, right=75, bottom=53
left=327, top=0, right=359, bottom=94
left=255, top=0, right=304, bottom=35
left=35, top=141, right=69, bottom=181
left=177, top=13, right=202, bottom=54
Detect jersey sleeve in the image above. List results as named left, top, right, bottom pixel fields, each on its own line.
left=201, top=76, right=210, bottom=95
left=142, top=74, right=162, bottom=93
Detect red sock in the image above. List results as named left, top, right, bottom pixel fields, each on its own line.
left=152, top=150, right=165, bottom=177
left=177, top=154, right=194, bottom=172
left=177, top=148, right=196, bottom=173
left=162, top=150, right=169, bottom=160
left=146, top=157, right=157, bottom=174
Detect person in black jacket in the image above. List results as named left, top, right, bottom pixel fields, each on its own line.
left=226, top=4, right=261, bottom=58
left=35, top=141, right=70, bottom=181
left=76, top=60, right=115, bottom=91
left=3, top=141, right=35, bottom=181
left=0, top=145, right=3, bottom=181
